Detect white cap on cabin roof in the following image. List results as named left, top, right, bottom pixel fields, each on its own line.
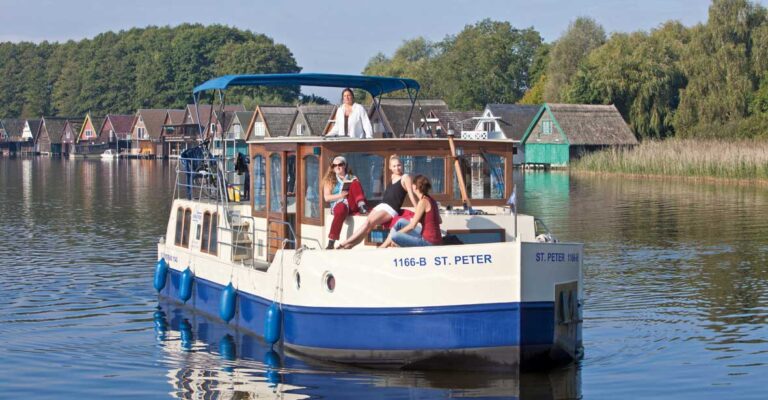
left=333, top=156, right=346, bottom=165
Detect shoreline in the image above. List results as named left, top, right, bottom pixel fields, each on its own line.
left=569, top=169, right=768, bottom=187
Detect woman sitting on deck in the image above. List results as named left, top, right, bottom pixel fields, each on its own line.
left=380, top=175, right=442, bottom=248
left=337, top=155, right=417, bottom=249
left=324, top=156, right=369, bottom=249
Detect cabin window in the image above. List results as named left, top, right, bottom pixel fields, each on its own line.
left=209, top=212, right=218, bottom=255
left=174, top=207, right=184, bottom=246
left=200, top=212, right=219, bottom=255
left=253, top=155, right=266, bottom=211
left=342, top=153, right=384, bottom=198
left=270, top=153, right=283, bottom=212
left=401, top=156, right=445, bottom=194
left=304, top=155, right=320, bottom=219
left=453, top=154, right=506, bottom=200
left=201, top=212, right=211, bottom=252
left=181, top=208, right=192, bottom=248
left=542, top=120, right=553, bottom=135
left=254, top=121, right=266, bottom=137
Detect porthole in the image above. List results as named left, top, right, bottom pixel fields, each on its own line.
left=293, top=269, right=301, bottom=290
left=323, top=272, right=335, bottom=293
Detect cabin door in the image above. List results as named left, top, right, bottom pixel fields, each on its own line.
left=267, top=151, right=299, bottom=261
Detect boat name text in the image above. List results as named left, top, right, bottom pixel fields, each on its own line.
left=535, top=252, right=579, bottom=263
left=393, top=254, right=493, bottom=267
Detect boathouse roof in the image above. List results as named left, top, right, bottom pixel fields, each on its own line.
left=27, top=119, right=42, bottom=141
left=2, top=118, right=26, bottom=141
left=257, top=105, right=298, bottom=137
left=485, top=104, right=540, bottom=141
left=41, top=117, right=74, bottom=143
left=102, top=114, right=136, bottom=138
left=524, top=103, right=638, bottom=145
left=298, top=104, right=336, bottom=136
left=165, top=109, right=186, bottom=125
left=135, top=109, right=168, bottom=140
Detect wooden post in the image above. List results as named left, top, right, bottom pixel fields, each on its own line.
left=448, top=133, right=471, bottom=208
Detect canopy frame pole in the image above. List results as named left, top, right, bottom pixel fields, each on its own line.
left=402, top=85, right=419, bottom=138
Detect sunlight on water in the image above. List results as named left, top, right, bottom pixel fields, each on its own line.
left=0, top=159, right=766, bottom=399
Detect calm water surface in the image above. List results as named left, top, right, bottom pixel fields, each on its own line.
left=0, top=158, right=766, bottom=399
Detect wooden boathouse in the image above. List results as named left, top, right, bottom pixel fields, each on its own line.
left=521, top=103, right=638, bottom=167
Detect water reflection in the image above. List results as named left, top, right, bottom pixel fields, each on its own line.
left=1, top=158, right=767, bottom=399
left=154, top=302, right=581, bottom=399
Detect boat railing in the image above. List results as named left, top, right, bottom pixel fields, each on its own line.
left=174, top=154, right=249, bottom=205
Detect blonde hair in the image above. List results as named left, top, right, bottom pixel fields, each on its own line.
left=323, top=157, right=354, bottom=188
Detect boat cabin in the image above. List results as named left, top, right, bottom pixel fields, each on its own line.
left=167, top=73, right=538, bottom=266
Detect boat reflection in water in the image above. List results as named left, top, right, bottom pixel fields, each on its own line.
left=154, top=301, right=581, bottom=399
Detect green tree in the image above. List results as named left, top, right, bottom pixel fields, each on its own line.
left=673, top=0, right=766, bottom=137
left=544, top=17, right=606, bottom=102
left=432, top=20, right=543, bottom=110
left=568, top=22, right=689, bottom=139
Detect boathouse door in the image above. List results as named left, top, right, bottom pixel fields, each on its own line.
left=266, top=149, right=299, bottom=261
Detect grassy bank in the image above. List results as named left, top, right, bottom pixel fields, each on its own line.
left=572, top=139, right=768, bottom=180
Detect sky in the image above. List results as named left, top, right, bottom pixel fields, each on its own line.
left=1, top=0, right=763, bottom=99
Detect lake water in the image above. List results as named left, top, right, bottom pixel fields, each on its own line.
left=0, top=157, right=766, bottom=399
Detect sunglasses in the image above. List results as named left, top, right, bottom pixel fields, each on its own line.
left=332, top=163, right=346, bottom=167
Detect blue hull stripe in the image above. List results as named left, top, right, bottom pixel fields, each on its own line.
left=163, top=269, right=555, bottom=350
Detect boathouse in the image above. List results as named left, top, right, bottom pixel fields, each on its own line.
left=246, top=105, right=298, bottom=139
left=161, top=108, right=193, bottom=158
left=520, top=103, right=638, bottom=167
left=2, top=119, right=27, bottom=156
left=369, top=98, right=448, bottom=137
left=220, top=111, right=253, bottom=154
left=0, top=120, right=8, bottom=156
left=21, top=119, right=41, bottom=155
left=132, top=109, right=168, bottom=157
left=292, top=105, right=336, bottom=137
left=61, top=120, right=82, bottom=156
left=36, top=117, right=72, bottom=156
left=74, top=113, right=105, bottom=156
left=99, top=114, right=135, bottom=154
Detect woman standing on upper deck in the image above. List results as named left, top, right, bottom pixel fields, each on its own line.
left=326, top=88, right=373, bottom=138
left=337, top=155, right=417, bottom=249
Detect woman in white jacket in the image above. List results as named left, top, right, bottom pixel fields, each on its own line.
left=326, top=88, right=373, bottom=138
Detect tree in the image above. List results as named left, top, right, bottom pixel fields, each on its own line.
left=544, top=17, right=606, bottom=102
left=568, top=22, right=689, bottom=139
left=673, top=0, right=766, bottom=137
left=432, top=20, right=543, bottom=110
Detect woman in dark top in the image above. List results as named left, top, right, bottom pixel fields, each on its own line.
left=337, top=155, right=417, bottom=249
left=380, top=175, right=442, bottom=248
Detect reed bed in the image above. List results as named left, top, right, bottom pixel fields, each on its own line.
left=572, top=139, right=768, bottom=180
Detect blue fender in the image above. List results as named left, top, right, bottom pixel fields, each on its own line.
left=264, top=303, right=282, bottom=345
left=153, top=258, right=168, bottom=292
left=219, top=283, right=237, bottom=323
left=179, top=267, right=194, bottom=303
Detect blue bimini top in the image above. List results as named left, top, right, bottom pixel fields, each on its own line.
left=193, top=73, right=420, bottom=97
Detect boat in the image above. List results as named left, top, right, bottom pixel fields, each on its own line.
left=100, top=149, right=118, bottom=159
left=153, top=73, right=584, bottom=371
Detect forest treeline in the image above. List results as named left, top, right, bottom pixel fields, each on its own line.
left=0, top=24, right=302, bottom=119
left=2, top=0, right=768, bottom=140
left=365, top=0, right=768, bottom=140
